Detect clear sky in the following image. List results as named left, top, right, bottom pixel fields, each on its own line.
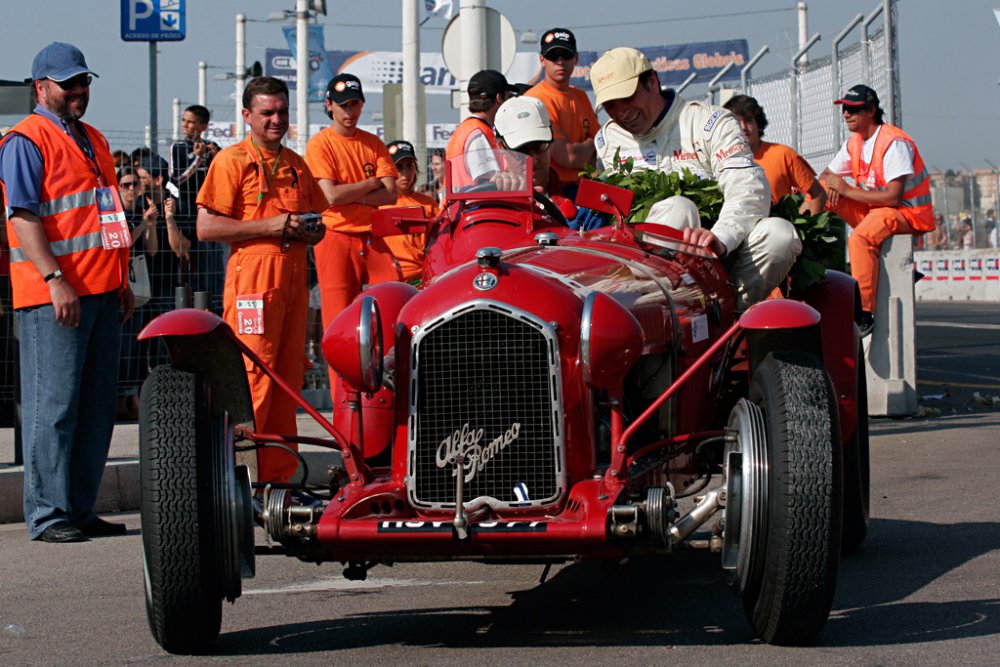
left=1, top=0, right=997, bottom=170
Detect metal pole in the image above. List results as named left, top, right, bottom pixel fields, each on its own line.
left=740, top=45, right=769, bottom=95
left=706, top=62, right=736, bottom=105
left=149, top=42, right=158, bottom=151
left=862, top=5, right=884, bottom=85
left=884, top=0, right=898, bottom=126
left=789, top=34, right=821, bottom=153
left=296, top=0, right=310, bottom=153
left=459, top=0, right=487, bottom=120
left=797, top=2, right=809, bottom=67
left=172, top=97, right=181, bottom=141
left=675, top=72, right=698, bottom=95
left=236, top=13, right=246, bottom=141
left=832, top=14, right=865, bottom=148
left=402, top=0, right=425, bottom=184
left=198, top=60, right=207, bottom=107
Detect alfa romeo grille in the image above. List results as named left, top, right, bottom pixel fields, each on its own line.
left=409, top=304, right=563, bottom=508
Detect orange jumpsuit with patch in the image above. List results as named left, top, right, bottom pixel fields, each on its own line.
left=381, top=191, right=438, bottom=281
left=197, top=137, right=327, bottom=483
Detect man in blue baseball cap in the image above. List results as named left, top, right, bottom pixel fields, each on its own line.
left=0, top=42, right=132, bottom=542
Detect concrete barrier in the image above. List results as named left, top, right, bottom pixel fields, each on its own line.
left=864, top=235, right=918, bottom=417
left=915, top=248, right=1000, bottom=301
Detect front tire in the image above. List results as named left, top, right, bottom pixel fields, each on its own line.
left=734, top=352, right=842, bottom=645
left=140, top=366, right=252, bottom=654
left=841, top=344, right=871, bottom=554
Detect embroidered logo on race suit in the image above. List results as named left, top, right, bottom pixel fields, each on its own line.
left=673, top=149, right=699, bottom=161
left=436, top=422, right=522, bottom=483
left=595, top=129, right=605, bottom=149
left=473, top=272, right=498, bottom=291
left=703, top=110, right=725, bottom=133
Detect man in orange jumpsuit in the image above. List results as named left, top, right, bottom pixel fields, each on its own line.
left=197, top=76, right=327, bottom=483
left=525, top=28, right=599, bottom=198
left=819, top=84, right=934, bottom=336
left=381, top=140, right=439, bottom=282
left=305, top=74, right=400, bottom=402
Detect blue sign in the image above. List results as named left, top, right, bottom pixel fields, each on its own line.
left=121, top=0, right=186, bottom=42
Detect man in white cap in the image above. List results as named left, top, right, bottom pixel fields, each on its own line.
left=0, top=42, right=133, bottom=542
left=590, top=47, right=800, bottom=308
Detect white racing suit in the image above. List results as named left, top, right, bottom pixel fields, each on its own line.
left=595, top=92, right=801, bottom=308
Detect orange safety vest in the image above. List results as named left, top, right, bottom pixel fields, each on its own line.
left=444, top=115, right=497, bottom=191
left=0, top=114, right=126, bottom=309
left=847, top=123, right=935, bottom=232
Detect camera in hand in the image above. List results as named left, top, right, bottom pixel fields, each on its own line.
left=300, top=213, right=322, bottom=233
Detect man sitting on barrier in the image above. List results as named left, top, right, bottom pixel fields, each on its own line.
left=819, top=84, right=935, bottom=336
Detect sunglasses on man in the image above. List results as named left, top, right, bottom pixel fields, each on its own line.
left=51, top=74, right=92, bottom=90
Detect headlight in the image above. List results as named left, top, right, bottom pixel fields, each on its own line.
left=324, top=295, right=383, bottom=393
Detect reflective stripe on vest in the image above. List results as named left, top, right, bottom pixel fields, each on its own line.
left=38, top=188, right=97, bottom=217
left=8, top=231, right=103, bottom=264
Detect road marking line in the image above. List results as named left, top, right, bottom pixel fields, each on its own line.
left=917, top=320, right=1000, bottom=331
left=918, top=379, right=1000, bottom=390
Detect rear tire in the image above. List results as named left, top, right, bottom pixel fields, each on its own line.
left=739, top=352, right=842, bottom=645
left=841, top=345, right=871, bottom=554
left=140, top=366, right=234, bottom=654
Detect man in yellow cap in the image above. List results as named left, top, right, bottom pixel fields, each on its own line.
left=590, top=47, right=800, bottom=308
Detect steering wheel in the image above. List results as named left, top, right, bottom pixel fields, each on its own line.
left=534, top=191, right=568, bottom=226
left=460, top=182, right=499, bottom=193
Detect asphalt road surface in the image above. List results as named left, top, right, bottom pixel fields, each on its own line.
left=1, top=302, right=998, bottom=665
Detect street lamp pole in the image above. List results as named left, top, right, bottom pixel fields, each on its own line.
left=296, top=0, right=309, bottom=153
left=198, top=61, right=207, bottom=107
left=236, top=13, right=246, bottom=140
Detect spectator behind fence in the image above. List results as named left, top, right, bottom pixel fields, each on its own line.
left=197, top=76, right=327, bottom=484
left=959, top=216, right=974, bottom=249
left=305, top=73, right=399, bottom=406
left=0, top=42, right=133, bottom=542
left=382, top=140, right=436, bottom=282
left=925, top=214, right=949, bottom=250
left=525, top=28, right=599, bottom=198
left=418, top=148, right=445, bottom=206
left=590, top=47, right=800, bottom=310
left=170, top=104, right=224, bottom=310
left=723, top=94, right=827, bottom=216
left=819, top=84, right=935, bottom=337
left=112, top=149, right=129, bottom=172
left=136, top=154, right=186, bottom=309
left=116, top=167, right=157, bottom=420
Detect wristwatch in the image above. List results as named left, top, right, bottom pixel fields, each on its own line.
left=43, top=269, right=64, bottom=283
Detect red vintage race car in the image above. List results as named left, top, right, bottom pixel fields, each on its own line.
left=137, top=149, right=869, bottom=654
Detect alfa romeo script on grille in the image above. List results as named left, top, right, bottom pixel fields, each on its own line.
left=435, top=422, right=522, bottom=482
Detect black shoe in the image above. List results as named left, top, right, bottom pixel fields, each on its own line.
left=80, top=517, right=127, bottom=537
left=38, top=521, right=88, bottom=543
left=858, top=311, right=875, bottom=338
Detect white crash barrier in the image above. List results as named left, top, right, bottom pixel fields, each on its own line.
left=863, top=235, right=918, bottom=417
left=914, top=249, right=1000, bottom=301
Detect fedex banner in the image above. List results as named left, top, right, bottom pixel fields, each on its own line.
left=264, top=39, right=750, bottom=94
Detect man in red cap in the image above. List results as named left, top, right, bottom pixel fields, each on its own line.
left=819, top=84, right=935, bottom=336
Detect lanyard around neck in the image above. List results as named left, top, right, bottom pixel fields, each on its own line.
left=251, top=138, right=282, bottom=203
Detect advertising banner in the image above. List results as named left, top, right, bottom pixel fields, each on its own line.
left=264, top=39, right=750, bottom=94
left=281, top=25, right=336, bottom=102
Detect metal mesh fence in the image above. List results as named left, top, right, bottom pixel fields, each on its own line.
left=725, top=26, right=887, bottom=175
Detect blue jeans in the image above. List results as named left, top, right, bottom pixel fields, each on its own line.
left=19, top=291, right=121, bottom=538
